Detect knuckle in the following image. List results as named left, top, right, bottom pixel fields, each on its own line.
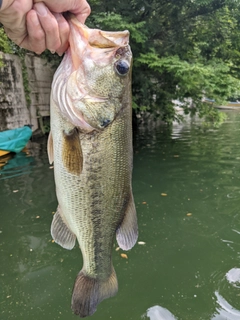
left=32, top=29, right=45, bottom=41
left=86, top=5, right=91, bottom=15
left=83, top=4, right=91, bottom=17
left=31, top=46, right=44, bottom=55
left=48, top=41, right=61, bottom=52
left=60, top=21, right=70, bottom=36
left=43, top=19, right=58, bottom=33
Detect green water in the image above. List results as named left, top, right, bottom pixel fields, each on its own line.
left=1, top=111, right=240, bottom=320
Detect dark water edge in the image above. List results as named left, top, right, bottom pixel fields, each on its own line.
left=1, top=111, right=240, bottom=320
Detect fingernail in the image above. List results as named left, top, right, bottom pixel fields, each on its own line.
left=35, top=3, right=48, bottom=17
left=50, top=50, right=55, bottom=54
left=57, top=52, right=63, bottom=57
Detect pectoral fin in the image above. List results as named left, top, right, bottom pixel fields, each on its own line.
left=47, top=131, right=54, bottom=164
left=51, top=206, right=76, bottom=250
left=62, top=128, right=83, bottom=175
left=116, top=192, right=138, bottom=250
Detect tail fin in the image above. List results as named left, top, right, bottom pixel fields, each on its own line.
left=71, top=268, right=118, bottom=317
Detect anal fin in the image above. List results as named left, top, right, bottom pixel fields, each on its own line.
left=116, top=191, right=138, bottom=250
left=51, top=206, right=76, bottom=250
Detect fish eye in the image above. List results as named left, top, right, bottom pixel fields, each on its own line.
left=115, top=60, right=129, bottom=76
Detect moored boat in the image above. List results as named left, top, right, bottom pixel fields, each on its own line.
left=203, top=98, right=240, bottom=109
left=227, top=101, right=240, bottom=107
left=0, top=126, right=32, bottom=156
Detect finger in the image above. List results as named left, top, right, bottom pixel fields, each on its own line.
left=33, top=0, right=91, bottom=24
left=21, top=10, right=46, bottom=54
left=52, top=13, right=70, bottom=56
left=34, top=2, right=61, bottom=53
left=73, top=0, right=91, bottom=24
left=0, top=0, right=32, bottom=46
left=3, top=26, right=27, bottom=47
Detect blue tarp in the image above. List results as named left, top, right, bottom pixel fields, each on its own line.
left=0, top=126, right=32, bottom=153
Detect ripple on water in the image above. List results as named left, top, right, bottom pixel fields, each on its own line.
left=226, top=268, right=240, bottom=288
left=210, top=267, right=240, bottom=319
left=142, top=305, right=178, bottom=320
left=210, top=265, right=240, bottom=291
left=212, top=291, right=240, bottom=320
left=0, top=152, right=34, bottom=180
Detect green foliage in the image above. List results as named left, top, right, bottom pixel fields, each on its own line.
left=0, top=25, right=13, bottom=66
left=88, top=12, right=147, bottom=44
left=0, top=25, right=25, bottom=55
left=40, top=50, right=62, bottom=69
left=137, top=52, right=240, bottom=115
left=38, top=115, right=50, bottom=134
left=2, top=1, right=240, bottom=125
left=88, top=0, right=240, bottom=125
left=0, top=25, right=56, bottom=108
left=17, top=50, right=32, bottom=108
left=200, top=106, right=228, bottom=128
left=0, top=26, right=14, bottom=54
left=0, top=25, right=31, bottom=107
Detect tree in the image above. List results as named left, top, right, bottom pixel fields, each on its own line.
left=88, top=0, right=240, bottom=124
left=1, top=0, right=240, bottom=124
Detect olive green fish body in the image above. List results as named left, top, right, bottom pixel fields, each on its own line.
left=48, top=16, right=137, bottom=318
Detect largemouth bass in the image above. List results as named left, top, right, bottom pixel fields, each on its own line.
left=48, top=15, right=138, bottom=318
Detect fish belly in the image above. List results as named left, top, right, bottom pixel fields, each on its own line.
left=49, top=98, right=137, bottom=317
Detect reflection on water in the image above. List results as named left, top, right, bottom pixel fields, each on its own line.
left=1, top=112, right=240, bottom=319
left=0, top=152, right=34, bottom=180
left=212, top=292, right=240, bottom=320
left=143, top=305, right=177, bottom=319
left=226, top=268, right=240, bottom=288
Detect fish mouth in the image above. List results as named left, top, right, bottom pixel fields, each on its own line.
left=67, top=14, right=129, bottom=49
left=67, top=14, right=130, bottom=70
left=53, top=15, right=131, bottom=132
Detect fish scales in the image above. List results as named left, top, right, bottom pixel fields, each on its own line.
left=48, top=15, right=138, bottom=318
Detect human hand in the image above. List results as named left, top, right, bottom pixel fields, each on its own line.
left=0, top=0, right=91, bottom=55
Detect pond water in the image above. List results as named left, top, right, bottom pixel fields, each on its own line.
left=1, top=111, right=240, bottom=320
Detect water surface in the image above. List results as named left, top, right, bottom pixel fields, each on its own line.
left=1, top=111, right=240, bottom=319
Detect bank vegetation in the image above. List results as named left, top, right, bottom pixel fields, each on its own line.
left=1, top=0, right=240, bottom=125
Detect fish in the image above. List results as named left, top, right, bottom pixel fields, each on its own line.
left=47, top=15, right=138, bottom=318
